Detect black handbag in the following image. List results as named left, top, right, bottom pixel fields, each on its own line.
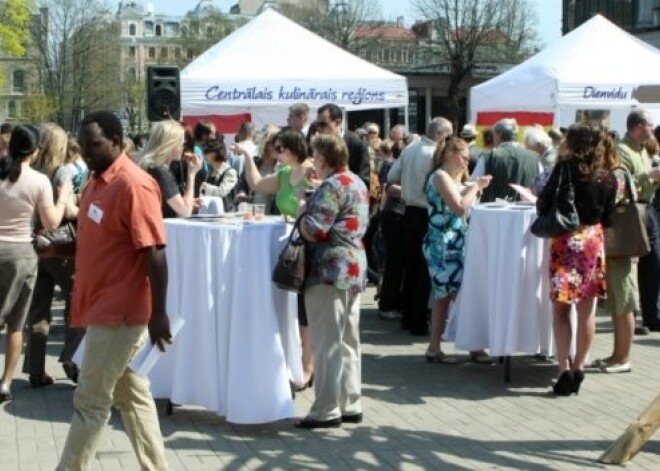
left=604, top=169, right=650, bottom=258
left=33, top=221, right=77, bottom=258
left=272, top=214, right=306, bottom=292
left=531, top=162, right=580, bottom=238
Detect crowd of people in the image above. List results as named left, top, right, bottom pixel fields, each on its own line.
left=1, top=102, right=660, bottom=467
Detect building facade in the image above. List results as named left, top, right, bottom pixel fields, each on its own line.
left=563, top=0, right=660, bottom=48
left=0, top=8, right=48, bottom=124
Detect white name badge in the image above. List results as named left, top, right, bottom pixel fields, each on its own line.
left=88, top=203, right=104, bottom=224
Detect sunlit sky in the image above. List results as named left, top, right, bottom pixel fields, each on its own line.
left=117, top=0, right=563, bottom=48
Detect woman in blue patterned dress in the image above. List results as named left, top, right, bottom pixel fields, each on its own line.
left=423, top=138, right=492, bottom=363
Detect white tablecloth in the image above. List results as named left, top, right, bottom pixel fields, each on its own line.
left=148, top=218, right=302, bottom=424
left=452, top=205, right=555, bottom=356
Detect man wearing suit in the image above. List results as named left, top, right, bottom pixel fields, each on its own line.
left=472, top=118, right=539, bottom=202
left=317, top=103, right=370, bottom=189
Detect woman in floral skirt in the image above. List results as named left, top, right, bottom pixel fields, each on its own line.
left=537, top=123, right=617, bottom=396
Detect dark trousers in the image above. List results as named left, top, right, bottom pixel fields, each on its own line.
left=23, top=257, right=86, bottom=376
left=363, top=211, right=382, bottom=284
left=639, top=206, right=660, bottom=328
left=378, top=210, right=405, bottom=313
left=401, top=206, right=430, bottom=335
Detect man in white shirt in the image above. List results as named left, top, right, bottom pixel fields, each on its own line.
left=387, top=117, right=453, bottom=335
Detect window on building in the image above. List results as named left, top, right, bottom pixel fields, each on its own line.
left=129, top=46, right=136, bottom=58
left=181, top=25, right=188, bottom=37
left=162, top=47, right=168, bottom=59
left=7, top=100, right=17, bottom=118
left=12, top=70, right=25, bottom=93
left=128, top=23, right=136, bottom=36
left=128, top=67, right=137, bottom=82
left=148, top=47, right=156, bottom=59
left=155, top=24, right=162, bottom=36
left=207, top=26, right=214, bottom=37
left=144, top=21, right=154, bottom=35
left=174, top=47, right=181, bottom=59
left=187, top=49, right=193, bottom=59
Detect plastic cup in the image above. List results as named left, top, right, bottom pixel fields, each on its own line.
left=253, top=204, right=265, bottom=221
left=239, top=203, right=253, bottom=220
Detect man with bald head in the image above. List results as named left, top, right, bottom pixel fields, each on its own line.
left=618, top=109, right=660, bottom=333
left=472, top=118, right=539, bottom=202
left=387, top=117, right=453, bottom=335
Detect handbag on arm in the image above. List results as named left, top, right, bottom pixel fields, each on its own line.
left=33, top=221, right=77, bottom=258
left=531, top=161, right=580, bottom=238
left=272, top=213, right=306, bottom=293
left=604, top=168, right=650, bottom=258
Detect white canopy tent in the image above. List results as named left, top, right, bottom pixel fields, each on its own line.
left=181, top=8, right=409, bottom=132
left=469, top=15, right=660, bottom=134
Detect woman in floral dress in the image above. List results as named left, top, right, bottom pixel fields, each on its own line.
left=423, top=138, right=492, bottom=363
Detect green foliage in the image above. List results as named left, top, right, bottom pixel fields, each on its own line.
left=0, top=0, right=33, bottom=57
left=0, top=0, right=35, bottom=88
left=22, top=93, right=58, bottom=123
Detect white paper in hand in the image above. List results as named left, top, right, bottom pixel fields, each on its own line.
left=129, top=316, right=185, bottom=377
left=509, top=183, right=537, bottom=203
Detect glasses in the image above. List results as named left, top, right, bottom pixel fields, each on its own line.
left=274, top=145, right=285, bottom=153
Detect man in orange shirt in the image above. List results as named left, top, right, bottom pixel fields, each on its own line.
left=57, top=111, right=172, bottom=471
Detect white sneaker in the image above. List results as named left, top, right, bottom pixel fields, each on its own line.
left=379, top=310, right=402, bottom=320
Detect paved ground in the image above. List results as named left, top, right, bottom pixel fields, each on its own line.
left=2, top=287, right=660, bottom=470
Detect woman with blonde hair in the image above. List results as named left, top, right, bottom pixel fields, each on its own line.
left=423, top=138, right=492, bottom=363
left=22, top=123, right=81, bottom=387
left=139, top=120, right=201, bottom=218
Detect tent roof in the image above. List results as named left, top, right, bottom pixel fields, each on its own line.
left=470, top=15, right=660, bottom=113
left=181, top=8, right=408, bottom=112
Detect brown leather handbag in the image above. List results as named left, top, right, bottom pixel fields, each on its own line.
left=33, top=221, right=77, bottom=258
left=272, top=215, right=306, bottom=293
left=604, top=170, right=650, bottom=258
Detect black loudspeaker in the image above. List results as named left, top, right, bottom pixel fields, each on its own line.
left=147, top=66, right=181, bottom=121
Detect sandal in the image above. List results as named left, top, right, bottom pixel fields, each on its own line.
left=469, top=351, right=493, bottom=364
left=425, top=349, right=457, bottom=364
left=0, top=383, right=11, bottom=403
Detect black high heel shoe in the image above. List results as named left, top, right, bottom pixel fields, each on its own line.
left=293, top=373, right=314, bottom=392
left=572, top=370, right=584, bottom=395
left=552, top=371, right=575, bottom=396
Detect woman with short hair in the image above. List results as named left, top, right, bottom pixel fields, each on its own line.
left=0, top=125, right=72, bottom=401
left=235, top=128, right=317, bottom=391
left=296, top=133, right=369, bottom=429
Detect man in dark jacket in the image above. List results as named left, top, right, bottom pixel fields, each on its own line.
left=317, top=103, right=370, bottom=189
left=472, top=118, right=539, bottom=203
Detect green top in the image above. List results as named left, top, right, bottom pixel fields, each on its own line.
left=275, top=165, right=314, bottom=218
left=618, top=134, right=658, bottom=203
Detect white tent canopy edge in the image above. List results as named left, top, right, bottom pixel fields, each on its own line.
left=469, top=15, right=660, bottom=134
left=181, top=9, right=409, bottom=131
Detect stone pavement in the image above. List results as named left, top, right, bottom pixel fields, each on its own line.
left=2, top=288, right=660, bottom=470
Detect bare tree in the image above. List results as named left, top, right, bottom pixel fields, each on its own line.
left=32, top=0, right=112, bottom=127
left=177, top=6, right=245, bottom=67
left=411, top=0, right=539, bottom=125
left=279, top=0, right=383, bottom=54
